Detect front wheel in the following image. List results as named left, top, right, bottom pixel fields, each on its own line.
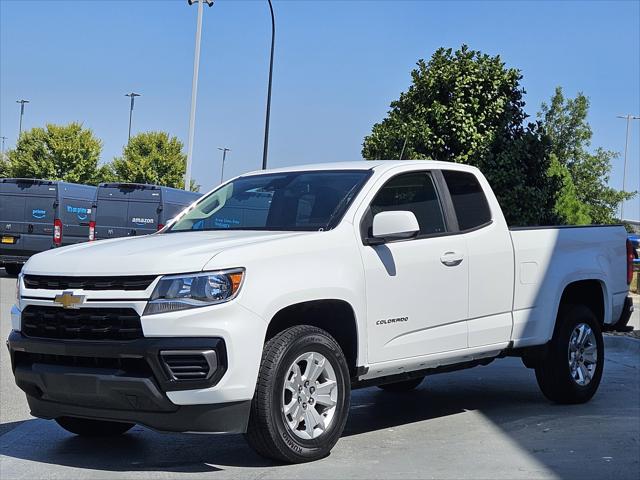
left=535, top=304, right=604, bottom=404
left=245, top=325, right=351, bottom=463
left=56, top=417, right=134, bottom=436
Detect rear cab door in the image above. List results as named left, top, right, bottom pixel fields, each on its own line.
left=439, top=169, right=515, bottom=349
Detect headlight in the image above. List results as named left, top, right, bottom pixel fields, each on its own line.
left=144, top=268, right=245, bottom=316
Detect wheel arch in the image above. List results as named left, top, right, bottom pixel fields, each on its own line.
left=265, top=299, right=360, bottom=377
left=556, top=278, right=607, bottom=328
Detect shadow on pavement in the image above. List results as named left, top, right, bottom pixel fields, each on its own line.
left=0, top=420, right=276, bottom=472
left=0, top=421, right=26, bottom=437
left=3, top=357, right=637, bottom=477
left=0, top=363, right=532, bottom=473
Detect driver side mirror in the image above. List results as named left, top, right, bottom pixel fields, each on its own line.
left=368, top=211, right=419, bottom=245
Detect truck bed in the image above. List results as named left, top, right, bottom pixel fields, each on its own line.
left=508, top=224, right=629, bottom=347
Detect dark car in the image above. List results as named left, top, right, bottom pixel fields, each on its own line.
left=0, top=178, right=96, bottom=275
left=90, top=183, right=202, bottom=241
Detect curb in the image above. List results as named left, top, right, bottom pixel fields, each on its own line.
left=604, top=335, right=640, bottom=354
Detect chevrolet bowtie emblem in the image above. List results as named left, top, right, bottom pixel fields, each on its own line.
left=53, top=291, right=85, bottom=309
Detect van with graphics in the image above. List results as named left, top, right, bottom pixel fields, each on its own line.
left=0, top=178, right=96, bottom=275
left=89, top=183, right=201, bottom=241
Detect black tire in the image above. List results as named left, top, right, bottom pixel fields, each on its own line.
left=3, top=263, right=22, bottom=276
left=245, top=325, right=351, bottom=463
left=377, top=376, right=424, bottom=392
left=535, top=304, right=604, bottom=404
left=55, top=417, right=134, bottom=436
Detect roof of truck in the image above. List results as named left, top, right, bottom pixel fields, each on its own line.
left=241, top=160, right=477, bottom=176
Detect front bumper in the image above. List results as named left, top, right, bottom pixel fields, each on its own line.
left=7, top=331, right=250, bottom=433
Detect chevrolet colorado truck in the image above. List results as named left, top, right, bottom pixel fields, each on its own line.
left=7, top=161, right=635, bottom=463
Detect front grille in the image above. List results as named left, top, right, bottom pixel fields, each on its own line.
left=160, top=350, right=217, bottom=380
left=13, top=351, right=153, bottom=376
left=21, top=306, right=143, bottom=341
left=23, top=275, right=157, bottom=291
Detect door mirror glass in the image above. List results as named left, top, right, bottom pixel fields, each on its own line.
left=371, top=211, right=419, bottom=244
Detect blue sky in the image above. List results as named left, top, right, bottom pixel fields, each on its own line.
left=1, top=0, right=639, bottom=220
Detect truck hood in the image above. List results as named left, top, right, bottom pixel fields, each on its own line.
left=24, top=231, right=310, bottom=276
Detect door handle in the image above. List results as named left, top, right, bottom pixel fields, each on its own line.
left=440, top=251, right=464, bottom=267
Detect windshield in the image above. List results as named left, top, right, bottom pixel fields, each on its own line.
left=168, top=170, right=371, bottom=232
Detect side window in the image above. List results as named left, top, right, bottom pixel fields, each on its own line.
left=442, top=170, right=491, bottom=230
left=370, top=172, right=446, bottom=235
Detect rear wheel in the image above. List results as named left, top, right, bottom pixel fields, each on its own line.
left=377, top=376, right=424, bottom=392
left=245, top=325, right=351, bottom=463
left=3, top=263, right=22, bottom=276
left=535, top=304, right=604, bottom=404
left=55, top=417, right=134, bottom=436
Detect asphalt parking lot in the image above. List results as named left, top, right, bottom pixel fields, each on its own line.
left=1, top=268, right=638, bottom=479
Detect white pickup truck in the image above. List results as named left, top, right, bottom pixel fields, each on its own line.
left=8, top=161, right=635, bottom=463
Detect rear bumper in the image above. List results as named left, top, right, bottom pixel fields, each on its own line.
left=0, top=254, right=30, bottom=264
left=6, top=331, right=250, bottom=433
left=1, top=243, right=47, bottom=264
left=605, top=296, right=634, bottom=333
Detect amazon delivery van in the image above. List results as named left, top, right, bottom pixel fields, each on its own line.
left=0, top=178, right=96, bottom=275
left=89, top=183, right=201, bottom=241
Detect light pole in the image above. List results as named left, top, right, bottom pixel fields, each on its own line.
left=261, top=0, right=275, bottom=170
left=125, top=92, right=141, bottom=142
left=184, top=0, right=214, bottom=191
left=16, top=99, right=29, bottom=138
left=0, top=136, right=7, bottom=161
left=218, top=147, right=230, bottom=183
left=616, top=114, right=640, bottom=220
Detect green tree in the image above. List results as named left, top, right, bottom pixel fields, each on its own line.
left=111, top=131, right=197, bottom=191
left=4, top=123, right=109, bottom=184
left=362, top=45, right=558, bottom=226
left=546, top=155, right=591, bottom=224
left=538, top=87, right=634, bottom=224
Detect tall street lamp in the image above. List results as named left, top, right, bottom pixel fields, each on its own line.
left=125, top=92, right=141, bottom=142
left=184, top=0, right=214, bottom=191
left=218, top=147, right=231, bottom=183
left=261, top=0, right=275, bottom=170
left=616, top=114, right=640, bottom=220
left=0, top=136, right=7, bottom=159
left=16, top=99, right=29, bottom=138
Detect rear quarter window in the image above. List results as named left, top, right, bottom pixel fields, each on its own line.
left=442, top=170, right=492, bottom=231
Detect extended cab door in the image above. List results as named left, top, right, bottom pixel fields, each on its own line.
left=440, top=170, right=514, bottom=348
left=358, top=170, right=469, bottom=364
